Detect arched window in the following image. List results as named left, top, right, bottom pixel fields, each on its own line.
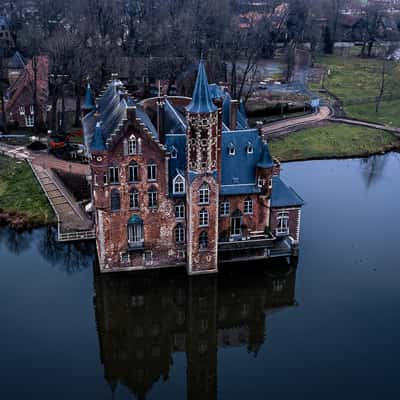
left=148, top=186, right=157, bottom=208
left=128, top=135, right=137, bottom=155
left=128, top=161, right=139, bottom=182
left=173, top=175, right=185, bottom=194
left=111, top=189, right=120, bottom=211
left=147, top=161, right=157, bottom=181
left=129, top=189, right=139, bottom=209
left=175, top=223, right=185, bottom=243
left=199, top=183, right=209, bottom=204
left=246, top=142, right=254, bottom=154
left=128, top=215, right=144, bottom=248
left=276, top=212, right=289, bottom=236
left=199, top=231, right=208, bottom=249
left=244, top=197, right=253, bottom=214
left=199, top=208, right=209, bottom=227
left=228, top=142, right=235, bottom=156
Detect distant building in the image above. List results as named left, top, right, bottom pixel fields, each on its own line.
left=0, top=16, right=13, bottom=57
left=6, top=56, right=49, bottom=129
left=83, top=60, right=304, bottom=275
left=7, top=51, right=25, bottom=86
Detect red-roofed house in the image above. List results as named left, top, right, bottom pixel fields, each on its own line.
left=6, top=56, right=48, bottom=129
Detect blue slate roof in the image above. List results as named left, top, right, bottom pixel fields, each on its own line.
left=165, top=134, right=187, bottom=196
left=271, top=176, right=304, bottom=208
left=186, top=60, right=217, bottom=113
left=91, top=122, right=106, bottom=151
left=82, top=83, right=95, bottom=111
left=257, top=143, right=274, bottom=168
left=164, top=99, right=186, bottom=135
left=136, top=105, right=159, bottom=139
left=8, top=51, right=25, bottom=69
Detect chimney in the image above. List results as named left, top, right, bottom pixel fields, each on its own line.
left=229, top=99, right=239, bottom=130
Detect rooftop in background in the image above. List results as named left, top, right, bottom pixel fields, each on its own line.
left=7, top=51, right=25, bottom=69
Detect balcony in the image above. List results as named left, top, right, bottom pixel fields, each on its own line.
left=128, top=240, right=144, bottom=250
left=218, top=232, right=275, bottom=252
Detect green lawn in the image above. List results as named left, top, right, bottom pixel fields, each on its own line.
left=269, top=124, right=400, bottom=162
left=345, top=100, right=400, bottom=127
left=313, top=55, right=400, bottom=125
left=0, top=156, right=55, bottom=226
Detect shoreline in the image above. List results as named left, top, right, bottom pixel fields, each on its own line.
left=0, top=211, right=55, bottom=231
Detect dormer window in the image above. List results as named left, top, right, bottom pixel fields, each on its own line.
left=228, top=143, right=235, bottom=156
left=247, top=142, right=254, bottom=154
left=258, top=177, right=265, bottom=188
left=171, top=146, right=178, bottom=159
left=173, top=174, right=185, bottom=194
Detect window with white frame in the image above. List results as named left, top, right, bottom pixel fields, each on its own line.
left=129, top=190, right=139, bottom=209
left=147, top=162, right=157, bottom=181
left=276, top=212, right=289, bottom=235
left=30, top=104, right=34, bottom=114
left=199, top=231, right=208, bottom=249
left=258, top=176, right=265, bottom=188
left=219, top=200, right=230, bottom=217
left=175, top=223, right=185, bottom=243
left=25, top=114, right=34, bottom=127
left=244, top=198, right=253, bottom=214
left=199, top=183, right=209, bottom=204
left=173, top=175, right=185, bottom=194
left=228, top=143, right=235, bottom=156
left=19, top=105, right=25, bottom=115
left=247, top=142, right=254, bottom=154
left=128, top=135, right=137, bottom=155
left=199, top=208, right=209, bottom=227
left=128, top=161, right=139, bottom=182
left=171, top=146, right=178, bottom=159
left=175, top=203, right=185, bottom=219
left=109, top=166, right=119, bottom=184
left=148, top=187, right=157, bottom=208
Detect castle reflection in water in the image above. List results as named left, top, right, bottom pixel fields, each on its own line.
left=94, top=262, right=297, bottom=400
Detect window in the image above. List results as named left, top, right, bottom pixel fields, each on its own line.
left=30, top=104, right=34, bottom=114
left=276, top=212, right=289, bottom=236
left=175, top=223, right=185, bottom=243
left=128, top=217, right=144, bottom=247
left=147, top=162, right=157, bottom=181
left=228, top=143, right=235, bottom=156
left=138, top=138, right=142, bottom=154
left=219, top=200, right=230, bottom=217
left=258, top=177, right=265, bottom=188
left=109, top=166, right=119, bottom=184
left=247, top=143, right=254, bottom=154
left=144, top=250, right=153, bottom=264
left=173, top=175, right=185, bottom=194
left=199, top=183, right=209, bottom=204
left=244, top=198, right=253, bottom=214
left=148, top=187, right=157, bottom=208
left=128, top=161, right=139, bottom=182
left=103, top=173, right=108, bottom=185
left=199, top=231, right=208, bottom=249
left=175, top=203, right=185, bottom=219
left=25, top=114, right=34, bottom=127
left=199, top=208, right=209, bottom=227
left=19, top=105, right=25, bottom=115
left=111, top=189, right=121, bottom=211
left=171, top=146, right=178, bottom=159
left=129, top=190, right=139, bottom=209
left=128, top=135, right=137, bottom=155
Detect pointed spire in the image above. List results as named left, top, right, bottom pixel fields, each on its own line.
left=91, top=122, right=106, bottom=151
left=82, top=81, right=96, bottom=111
left=186, top=59, right=217, bottom=113
left=257, top=143, right=274, bottom=168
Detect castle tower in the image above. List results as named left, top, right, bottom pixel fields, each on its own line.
left=185, top=60, right=220, bottom=275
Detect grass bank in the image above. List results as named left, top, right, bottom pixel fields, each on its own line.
left=0, top=156, right=55, bottom=229
left=313, top=55, right=400, bottom=125
left=269, top=124, right=400, bottom=162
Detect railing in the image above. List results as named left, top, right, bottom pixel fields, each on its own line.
left=128, top=241, right=144, bottom=250
left=58, top=230, right=96, bottom=242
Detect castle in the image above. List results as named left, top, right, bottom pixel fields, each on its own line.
left=83, top=60, right=304, bottom=275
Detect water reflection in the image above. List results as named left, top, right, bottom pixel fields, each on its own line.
left=360, top=155, right=388, bottom=188
left=0, top=226, right=94, bottom=274
left=94, top=262, right=297, bottom=399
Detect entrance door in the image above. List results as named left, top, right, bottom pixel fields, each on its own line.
left=230, top=210, right=242, bottom=237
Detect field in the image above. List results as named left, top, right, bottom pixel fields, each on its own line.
left=313, top=55, right=400, bottom=125
left=269, top=123, right=400, bottom=162
left=0, top=156, right=55, bottom=227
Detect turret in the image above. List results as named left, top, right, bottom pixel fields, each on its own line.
left=185, top=59, right=220, bottom=275
left=82, top=82, right=96, bottom=116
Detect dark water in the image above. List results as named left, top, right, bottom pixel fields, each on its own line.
left=1, top=153, right=400, bottom=399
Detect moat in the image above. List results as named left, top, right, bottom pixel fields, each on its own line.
left=1, top=153, right=400, bottom=399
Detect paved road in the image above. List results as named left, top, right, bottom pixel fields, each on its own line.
left=261, top=106, right=331, bottom=138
